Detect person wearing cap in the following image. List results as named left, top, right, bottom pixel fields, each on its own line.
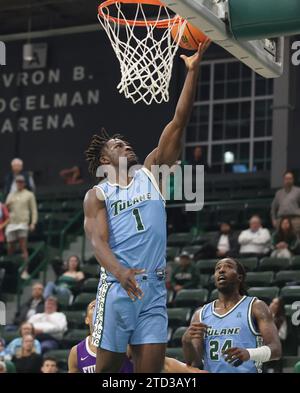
left=3, top=158, right=35, bottom=200
left=5, top=174, right=38, bottom=280
left=170, top=251, right=199, bottom=294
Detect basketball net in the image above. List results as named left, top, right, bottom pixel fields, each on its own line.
left=98, top=1, right=187, bottom=105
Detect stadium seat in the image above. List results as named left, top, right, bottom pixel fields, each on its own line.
left=196, top=259, right=216, bottom=274
left=167, top=290, right=174, bottom=306
left=166, top=347, right=185, bottom=362
left=167, top=308, right=192, bottom=328
left=181, top=246, right=202, bottom=258
left=64, top=310, right=86, bottom=329
left=284, top=304, right=295, bottom=318
left=198, top=273, right=210, bottom=288
left=282, top=356, right=300, bottom=372
left=280, top=286, right=300, bottom=304
left=5, top=361, right=16, bottom=373
left=61, top=329, right=88, bottom=347
left=291, top=256, right=300, bottom=270
left=275, top=271, right=300, bottom=287
left=209, top=288, right=219, bottom=302
left=259, top=257, right=290, bottom=271
left=245, top=271, right=274, bottom=287
left=247, top=286, right=280, bottom=304
left=171, top=327, right=187, bottom=347
left=237, top=257, right=258, bottom=271
left=167, top=233, right=192, bottom=247
left=166, top=246, right=180, bottom=261
left=82, top=278, right=99, bottom=293
left=173, top=289, right=208, bottom=308
left=46, top=349, right=70, bottom=371
left=72, top=293, right=96, bottom=310
left=82, top=264, right=100, bottom=278
left=1, top=330, right=19, bottom=345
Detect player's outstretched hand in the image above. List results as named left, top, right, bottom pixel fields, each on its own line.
left=180, top=38, right=211, bottom=71
left=222, top=347, right=250, bottom=367
left=118, top=268, right=145, bottom=301
left=186, top=322, right=209, bottom=340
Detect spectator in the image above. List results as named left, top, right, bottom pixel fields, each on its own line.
left=3, top=158, right=35, bottom=199
left=6, top=322, right=41, bottom=357
left=0, top=201, right=9, bottom=255
left=14, top=282, right=44, bottom=326
left=0, top=338, right=11, bottom=361
left=210, top=222, right=239, bottom=258
left=171, top=251, right=199, bottom=293
left=12, top=334, right=42, bottom=373
left=41, top=356, right=59, bottom=373
left=5, top=174, right=38, bottom=279
left=44, top=255, right=85, bottom=302
left=28, top=296, right=68, bottom=353
left=59, top=166, right=84, bottom=185
left=0, top=360, right=7, bottom=373
left=271, top=171, right=300, bottom=236
left=189, top=146, right=210, bottom=173
left=238, top=215, right=271, bottom=258
left=271, top=217, right=299, bottom=259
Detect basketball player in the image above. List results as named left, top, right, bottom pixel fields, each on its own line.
left=182, top=258, right=282, bottom=373
left=83, top=39, right=211, bottom=373
left=68, top=300, right=207, bottom=373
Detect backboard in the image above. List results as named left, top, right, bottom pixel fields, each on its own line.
left=164, top=0, right=284, bottom=78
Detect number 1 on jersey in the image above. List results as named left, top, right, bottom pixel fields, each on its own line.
left=132, top=208, right=145, bottom=231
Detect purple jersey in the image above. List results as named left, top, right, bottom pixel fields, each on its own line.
left=76, top=337, right=134, bottom=373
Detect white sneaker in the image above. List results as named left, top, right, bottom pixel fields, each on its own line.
left=21, top=271, right=30, bottom=280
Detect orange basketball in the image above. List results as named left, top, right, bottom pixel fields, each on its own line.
left=171, top=21, right=208, bottom=51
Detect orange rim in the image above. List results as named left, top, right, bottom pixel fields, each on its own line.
left=98, top=0, right=183, bottom=28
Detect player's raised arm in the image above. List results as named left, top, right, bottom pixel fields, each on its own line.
left=144, top=39, right=211, bottom=169
left=83, top=188, right=144, bottom=301
left=182, top=308, right=207, bottom=367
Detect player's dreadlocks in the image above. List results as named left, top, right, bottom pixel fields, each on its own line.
left=85, top=128, right=124, bottom=177
left=235, top=259, right=248, bottom=296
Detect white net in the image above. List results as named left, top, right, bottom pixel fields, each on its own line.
left=98, top=2, right=187, bottom=105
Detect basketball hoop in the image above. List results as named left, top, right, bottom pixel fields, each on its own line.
left=98, top=0, right=187, bottom=105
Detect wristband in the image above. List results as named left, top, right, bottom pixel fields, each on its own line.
left=246, top=346, right=271, bottom=363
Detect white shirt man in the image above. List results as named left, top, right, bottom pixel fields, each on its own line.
left=238, top=215, right=271, bottom=256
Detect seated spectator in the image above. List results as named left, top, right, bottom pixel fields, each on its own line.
left=3, top=158, right=35, bottom=200
left=238, top=215, right=271, bottom=258
left=0, top=338, right=11, bottom=361
left=44, top=255, right=85, bottom=302
left=0, top=360, right=7, bottom=373
left=0, top=201, right=9, bottom=255
left=5, top=174, right=38, bottom=280
left=41, top=356, right=59, bottom=373
left=170, top=251, right=199, bottom=293
left=28, top=296, right=68, bottom=353
left=6, top=322, right=41, bottom=357
left=210, top=222, right=239, bottom=258
left=271, top=217, right=299, bottom=259
left=59, top=166, right=84, bottom=185
left=12, top=334, right=43, bottom=373
left=14, top=282, right=44, bottom=326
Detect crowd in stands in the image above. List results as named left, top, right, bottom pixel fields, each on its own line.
left=1, top=157, right=300, bottom=373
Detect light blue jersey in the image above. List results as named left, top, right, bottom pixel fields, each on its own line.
left=200, top=296, right=263, bottom=373
left=94, top=167, right=166, bottom=279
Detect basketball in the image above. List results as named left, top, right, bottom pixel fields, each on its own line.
left=171, top=21, right=208, bottom=51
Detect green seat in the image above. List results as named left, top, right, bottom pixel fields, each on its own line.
left=73, top=293, right=96, bottom=310
left=280, top=286, right=300, bottom=304
left=167, top=290, right=174, bottom=306
left=247, top=286, right=279, bottom=304
left=171, top=327, right=187, bottom=347
left=282, top=356, right=300, bottom=369
left=291, top=256, right=300, bottom=270
left=294, top=360, right=300, bottom=373
left=166, top=247, right=180, bottom=260
left=196, top=259, right=217, bottom=274
left=166, top=347, right=185, bottom=362
left=62, top=329, right=88, bottom=347
left=82, top=278, right=99, bottom=293
left=167, top=308, right=192, bottom=328
left=174, top=289, right=208, bottom=308
left=246, top=271, right=274, bottom=287
left=275, top=271, right=300, bottom=287
left=47, top=349, right=70, bottom=361
left=209, top=288, right=219, bottom=302
left=198, top=273, right=210, bottom=288
left=259, top=257, right=290, bottom=271
left=5, top=360, right=16, bottom=373
left=237, top=257, right=258, bottom=271
left=1, top=330, right=19, bottom=345
left=64, top=310, right=86, bottom=329
left=167, top=233, right=192, bottom=247
left=284, top=304, right=295, bottom=318
left=82, top=264, right=100, bottom=278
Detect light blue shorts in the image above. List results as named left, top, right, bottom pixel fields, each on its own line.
left=92, top=272, right=168, bottom=353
